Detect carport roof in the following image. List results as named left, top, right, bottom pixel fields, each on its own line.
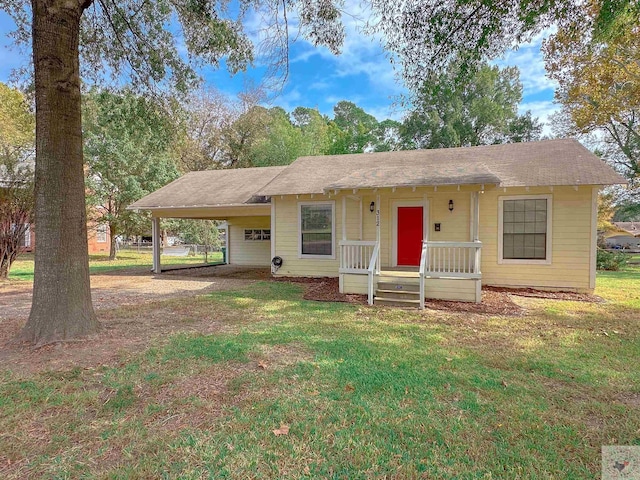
left=128, top=166, right=286, bottom=210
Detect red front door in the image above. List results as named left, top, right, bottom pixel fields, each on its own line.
left=397, top=206, right=423, bottom=266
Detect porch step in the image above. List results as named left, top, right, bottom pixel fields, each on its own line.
left=374, top=296, right=421, bottom=307
left=376, top=281, right=420, bottom=293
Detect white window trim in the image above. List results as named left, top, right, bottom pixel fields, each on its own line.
left=498, top=194, right=552, bottom=265
left=298, top=200, right=336, bottom=259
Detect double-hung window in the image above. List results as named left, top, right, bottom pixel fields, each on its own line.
left=499, top=195, right=552, bottom=264
left=298, top=202, right=335, bottom=258
left=96, top=224, right=108, bottom=243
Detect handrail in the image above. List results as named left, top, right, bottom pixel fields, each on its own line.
left=422, top=240, right=482, bottom=278
left=418, top=241, right=428, bottom=309
left=367, top=242, right=380, bottom=305
left=340, top=240, right=377, bottom=273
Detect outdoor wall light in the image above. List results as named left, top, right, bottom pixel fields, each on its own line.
left=448, top=199, right=454, bottom=212
left=370, top=201, right=375, bottom=213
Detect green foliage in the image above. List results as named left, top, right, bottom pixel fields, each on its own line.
left=248, top=107, right=305, bottom=166
left=613, top=202, right=640, bottom=221
left=596, top=248, right=628, bottom=270
left=83, top=88, right=180, bottom=252
left=400, top=63, right=541, bottom=149
left=0, top=82, right=34, bottom=278
left=543, top=2, right=639, bottom=199
left=327, top=101, right=380, bottom=154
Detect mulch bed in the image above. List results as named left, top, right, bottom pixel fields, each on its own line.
left=484, top=286, right=603, bottom=303
left=274, top=276, right=603, bottom=316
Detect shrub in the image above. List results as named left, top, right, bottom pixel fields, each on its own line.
left=596, top=249, right=628, bottom=271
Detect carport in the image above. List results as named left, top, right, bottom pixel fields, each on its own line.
left=128, top=166, right=286, bottom=273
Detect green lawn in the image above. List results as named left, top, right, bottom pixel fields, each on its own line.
left=1, top=268, right=639, bottom=478
left=7, top=250, right=224, bottom=281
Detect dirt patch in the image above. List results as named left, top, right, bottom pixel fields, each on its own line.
left=0, top=269, right=263, bottom=375
left=484, top=286, right=603, bottom=303
left=423, top=289, right=523, bottom=316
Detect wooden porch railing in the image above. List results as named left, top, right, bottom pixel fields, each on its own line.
left=339, top=240, right=378, bottom=273
left=419, top=241, right=482, bottom=309
left=423, top=241, right=482, bottom=278
left=339, top=240, right=379, bottom=305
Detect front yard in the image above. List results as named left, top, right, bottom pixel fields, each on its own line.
left=1, top=264, right=639, bottom=478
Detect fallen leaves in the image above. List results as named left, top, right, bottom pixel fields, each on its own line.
left=272, top=424, right=290, bottom=436
left=257, top=361, right=267, bottom=370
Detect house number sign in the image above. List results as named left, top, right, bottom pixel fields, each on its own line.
left=376, top=210, right=380, bottom=227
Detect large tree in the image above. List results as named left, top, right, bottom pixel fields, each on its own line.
left=366, top=0, right=636, bottom=92
left=543, top=1, right=639, bottom=196
left=400, top=63, right=541, bottom=149
left=0, top=83, right=35, bottom=279
left=1, top=0, right=345, bottom=345
left=327, top=101, right=380, bottom=154
left=83, top=89, right=179, bottom=259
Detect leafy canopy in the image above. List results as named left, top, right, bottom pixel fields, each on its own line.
left=83, top=88, right=179, bottom=254
left=399, top=63, right=541, bottom=149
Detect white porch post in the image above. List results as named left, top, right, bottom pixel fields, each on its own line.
left=471, top=191, right=480, bottom=241
left=359, top=197, right=363, bottom=240
left=270, top=199, right=276, bottom=273
left=342, top=196, right=347, bottom=241
left=376, top=193, right=381, bottom=273
left=472, top=191, right=481, bottom=302
left=152, top=216, right=161, bottom=274
left=225, top=222, right=230, bottom=264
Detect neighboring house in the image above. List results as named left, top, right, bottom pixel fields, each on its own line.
left=19, top=221, right=111, bottom=254
left=605, top=222, right=640, bottom=250
left=129, top=139, right=625, bottom=307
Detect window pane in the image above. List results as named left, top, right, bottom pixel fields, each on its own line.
left=502, top=197, right=548, bottom=260
left=525, top=210, right=536, bottom=222
left=301, top=204, right=333, bottom=256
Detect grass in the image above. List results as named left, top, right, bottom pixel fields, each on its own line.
left=1, top=272, right=639, bottom=478
left=7, top=250, right=224, bottom=281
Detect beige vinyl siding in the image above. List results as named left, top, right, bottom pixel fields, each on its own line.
left=424, top=278, right=477, bottom=302
left=342, top=273, right=369, bottom=294
left=479, top=186, right=594, bottom=292
left=228, top=216, right=271, bottom=266
left=273, top=195, right=342, bottom=277
left=274, top=187, right=474, bottom=276
left=273, top=185, right=595, bottom=293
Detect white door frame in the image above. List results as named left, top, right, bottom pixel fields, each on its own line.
left=391, top=198, right=429, bottom=267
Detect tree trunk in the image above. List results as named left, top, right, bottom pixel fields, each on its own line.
left=18, top=0, right=99, bottom=345
left=109, top=223, right=117, bottom=260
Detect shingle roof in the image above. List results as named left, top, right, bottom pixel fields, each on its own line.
left=130, top=139, right=626, bottom=211
left=128, top=166, right=286, bottom=209
left=613, top=222, right=640, bottom=236
left=257, top=139, right=626, bottom=195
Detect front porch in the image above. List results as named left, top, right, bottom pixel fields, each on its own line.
left=336, top=188, right=483, bottom=306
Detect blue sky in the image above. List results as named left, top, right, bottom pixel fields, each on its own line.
left=0, top=7, right=558, bottom=132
